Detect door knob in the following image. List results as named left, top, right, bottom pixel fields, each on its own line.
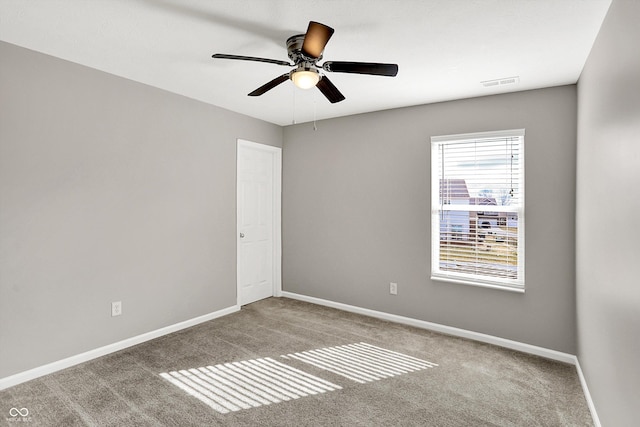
left=240, top=233, right=245, bottom=238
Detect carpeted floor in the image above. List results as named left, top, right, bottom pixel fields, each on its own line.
left=1, top=297, right=593, bottom=426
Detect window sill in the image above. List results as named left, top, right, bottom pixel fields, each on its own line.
left=431, top=275, right=525, bottom=293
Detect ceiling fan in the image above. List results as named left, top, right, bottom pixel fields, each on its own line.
left=212, top=21, right=398, bottom=104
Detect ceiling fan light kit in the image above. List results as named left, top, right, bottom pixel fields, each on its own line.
left=212, top=21, right=398, bottom=104
left=291, top=67, right=320, bottom=89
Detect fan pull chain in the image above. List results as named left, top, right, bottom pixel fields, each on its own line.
left=292, top=85, right=297, bottom=124
left=313, top=89, right=318, bottom=131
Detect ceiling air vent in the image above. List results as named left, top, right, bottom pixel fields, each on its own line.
left=481, top=76, right=520, bottom=88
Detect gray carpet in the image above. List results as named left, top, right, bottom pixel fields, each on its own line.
left=1, top=297, right=593, bottom=426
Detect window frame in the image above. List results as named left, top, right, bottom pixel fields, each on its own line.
left=430, top=129, right=525, bottom=292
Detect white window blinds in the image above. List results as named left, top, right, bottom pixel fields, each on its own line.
left=431, top=129, right=525, bottom=291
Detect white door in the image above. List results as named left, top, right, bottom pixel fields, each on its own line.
left=237, top=140, right=281, bottom=306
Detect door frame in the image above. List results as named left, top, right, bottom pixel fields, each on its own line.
left=236, top=139, right=282, bottom=305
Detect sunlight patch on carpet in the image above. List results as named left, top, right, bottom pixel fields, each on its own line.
left=281, top=342, right=438, bottom=384
left=160, top=357, right=341, bottom=414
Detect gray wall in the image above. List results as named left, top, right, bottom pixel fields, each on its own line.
left=283, top=86, right=577, bottom=353
left=576, top=0, right=640, bottom=425
left=0, top=41, right=282, bottom=378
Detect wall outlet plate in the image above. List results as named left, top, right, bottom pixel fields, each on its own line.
left=111, top=301, right=122, bottom=317
left=390, top=282, right=398, bottom=295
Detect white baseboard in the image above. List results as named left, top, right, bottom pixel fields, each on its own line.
left=280, top=291, right=576, bottom=364
left=575, top=358, right=601, bottom=427
left=0, top=304, right=240, bottom=391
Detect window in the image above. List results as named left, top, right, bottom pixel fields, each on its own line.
left=431, top=129, right=525, bottom=291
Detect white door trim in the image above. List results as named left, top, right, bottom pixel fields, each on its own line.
left=236, top=139, right=282, bottom=305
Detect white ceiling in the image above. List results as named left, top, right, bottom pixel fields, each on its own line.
left=0, top=0, right=611, bottom=126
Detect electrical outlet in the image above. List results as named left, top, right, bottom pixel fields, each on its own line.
left=389, top=282, right=398, bottom=295
left=111, top=301, right=122, bottom=317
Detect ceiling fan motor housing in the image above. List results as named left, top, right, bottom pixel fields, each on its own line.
left=287, top=34, right=321, bottom=63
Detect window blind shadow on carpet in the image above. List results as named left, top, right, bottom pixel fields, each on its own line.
left=282, top=342, right=438, bottom=384
left=160, top=342, right=437, bottom=414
